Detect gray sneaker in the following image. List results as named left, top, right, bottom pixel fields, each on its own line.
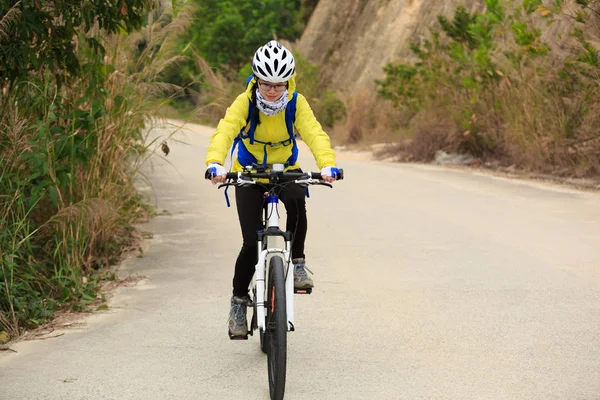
left=228, top=296, right=249, bottom=337
left=293, top=258, right=314, bottom=289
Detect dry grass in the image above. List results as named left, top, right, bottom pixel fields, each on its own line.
left=0, top=1, right=21, bottom=44
left=48, top=199, right=120, bottom=273
left=329, top=88, right=405, bottom=146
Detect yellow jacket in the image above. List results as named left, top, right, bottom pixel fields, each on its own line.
left=205, top=75, right=336, bottom=171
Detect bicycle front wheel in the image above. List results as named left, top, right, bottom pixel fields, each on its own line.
left=266, top=255, right=287, bottom=400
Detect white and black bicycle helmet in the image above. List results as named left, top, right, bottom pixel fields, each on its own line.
left=252, top=40, right=295, bottom=83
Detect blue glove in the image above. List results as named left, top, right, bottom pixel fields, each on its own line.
left=320, top=166, right=339, bottom=179
left=205, top=162, right=227, bottom=180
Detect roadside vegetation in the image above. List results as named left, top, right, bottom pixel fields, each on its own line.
left=0, top=1, right=189, bottom=340
left=371, top=0, right=600, bottom=177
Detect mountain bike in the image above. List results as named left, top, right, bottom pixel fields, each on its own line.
left=216, top=164, right=343, bottom=400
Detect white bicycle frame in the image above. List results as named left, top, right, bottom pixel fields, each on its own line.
left=253, top=194, right=295, bottom=332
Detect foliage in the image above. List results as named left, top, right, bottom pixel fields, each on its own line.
left=316, top=91, right=347, bottom=128
left=293, top=50, right=320, bottom=98
left=0, top=2, right=182, bottom=336
left=0, top=0, right=152, bottom=82
left=376, top=0, right=600, bottom=176
left=187, top=0, right=302, bottom=69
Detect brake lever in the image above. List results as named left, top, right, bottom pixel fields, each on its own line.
left=295, top=178, right=315, bottom=187
left=218, top=176, right=255, bottom=189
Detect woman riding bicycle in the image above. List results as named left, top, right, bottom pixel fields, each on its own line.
left=205, top=40, right=339, bottom=338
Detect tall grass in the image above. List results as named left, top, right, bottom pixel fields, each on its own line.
left=0, top=4, right=189, bottom=338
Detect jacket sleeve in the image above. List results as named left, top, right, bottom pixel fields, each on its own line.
left=205, top=93, right=250, bottom=166
left=294, top=93, right=337, bottom=169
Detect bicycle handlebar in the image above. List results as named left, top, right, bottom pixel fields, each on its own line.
left=223, top=169, right=344, bottom=182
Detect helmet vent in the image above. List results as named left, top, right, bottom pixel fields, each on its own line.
left=264, top=48, right=271, bottom=59
left=256, top=65, right=268, bottom=78
left=279, top=65, right=288, bottom=77
left=265, top=63, right=273, bottom=75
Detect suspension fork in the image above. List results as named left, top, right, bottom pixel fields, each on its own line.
left=255, top=195, right=294, bottom=332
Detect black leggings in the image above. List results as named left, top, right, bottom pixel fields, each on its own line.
left=232, top=180, right=307, bottom=297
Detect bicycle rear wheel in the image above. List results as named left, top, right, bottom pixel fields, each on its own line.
left=266, top=255, right=287, bottom=400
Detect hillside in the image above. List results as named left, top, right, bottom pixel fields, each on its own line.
left=297, top=0, right=574, bottom=90
left=297, top=0, right=479, bottom=90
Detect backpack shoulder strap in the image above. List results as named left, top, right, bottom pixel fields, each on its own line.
left=246, top=74, right=255, bottom=89
left=241, top=76, right=257, bottom=143
left=244, top=100, right=257, bottom=144
left=285, top=92, right=298, bottom=139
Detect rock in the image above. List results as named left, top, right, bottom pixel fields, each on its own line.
left=434, top=150, right=474, bottom=165
left=0, top=331, right=10, bottom=344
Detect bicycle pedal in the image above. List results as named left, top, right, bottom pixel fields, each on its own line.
left=294, top=288, right=312, bottom=294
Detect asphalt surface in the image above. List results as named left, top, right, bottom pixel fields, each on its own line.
left=1, top=121, right=599, bottom=400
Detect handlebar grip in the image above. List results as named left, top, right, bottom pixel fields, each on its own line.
left=311, top=168, right=344, bottom=180
left=205, top=171, right=236, bottom=180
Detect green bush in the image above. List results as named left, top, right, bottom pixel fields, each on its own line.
left=376, top=0, right=600, bottom=175
left=319, top=91, right=347, bottom=128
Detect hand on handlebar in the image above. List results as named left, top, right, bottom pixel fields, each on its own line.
left=320, top=166, right=339, bottom=183
left=205, top=162, right=227, bottom=184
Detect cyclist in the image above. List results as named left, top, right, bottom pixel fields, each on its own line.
left=205, top=40, right=339, bottom=337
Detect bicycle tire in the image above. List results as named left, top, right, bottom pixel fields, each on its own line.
left=266, top=255, right=287, bottom=400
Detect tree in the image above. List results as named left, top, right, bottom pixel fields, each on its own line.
left=186, top=0, right=302, bottom=70
left=0, top=0, right=151, bottom=82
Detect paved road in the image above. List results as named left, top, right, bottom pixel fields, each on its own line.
left=1, top=121, right=599, bottom=400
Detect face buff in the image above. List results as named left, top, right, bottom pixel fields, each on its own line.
left=256, top=89, right=289, bottom=117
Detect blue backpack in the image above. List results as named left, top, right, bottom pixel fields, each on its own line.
left=232, top=75, right=299, bottom=168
